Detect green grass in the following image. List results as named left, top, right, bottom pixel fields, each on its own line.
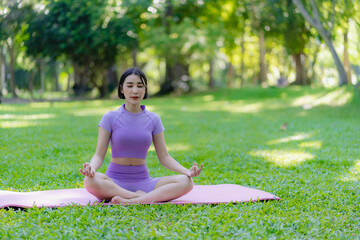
left=0, top=86, right=359, bottom=239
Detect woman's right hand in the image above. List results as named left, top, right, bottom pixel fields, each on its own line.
left=79, top=162, right=95, bottom=177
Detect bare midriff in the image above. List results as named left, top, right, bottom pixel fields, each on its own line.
left=111, top=157, right=146, bottom=166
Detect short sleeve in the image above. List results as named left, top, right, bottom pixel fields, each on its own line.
left=152, top=114, right=165, bottom=135
left=98, top=112, right=112, bottom=133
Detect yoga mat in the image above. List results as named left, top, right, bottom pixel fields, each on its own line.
left=0, top=184, right=280, bottom=208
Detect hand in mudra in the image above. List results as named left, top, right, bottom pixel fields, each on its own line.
left=187, top=163, right=203, bottom=177
left=79, top=162, right=95, bottom=177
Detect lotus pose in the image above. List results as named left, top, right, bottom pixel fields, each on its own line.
left=80, top=67, right=203, bottom=204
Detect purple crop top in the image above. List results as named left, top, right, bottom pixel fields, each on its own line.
left=98, top=104, right=165, bottom=159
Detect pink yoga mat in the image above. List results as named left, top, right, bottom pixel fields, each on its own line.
left=0, top=184, right=280, bottom=208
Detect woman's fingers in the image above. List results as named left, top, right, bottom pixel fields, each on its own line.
left=79, top=168, right=89, bottom=177
left=198, top=163, right=204, bottom=175
left=191, top=163, right=203, bottom=177
left=187, top=163, right=204, bottom=177
left=80, top=163, right=94, bottom=177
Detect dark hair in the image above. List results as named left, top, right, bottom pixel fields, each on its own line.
left=118, top=67, right=148, bottom=99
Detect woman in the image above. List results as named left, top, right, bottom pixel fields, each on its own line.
left=80, top=67, right=203, bottom=204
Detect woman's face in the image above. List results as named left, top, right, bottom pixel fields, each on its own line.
left=121, top=74, right=146, bottom=104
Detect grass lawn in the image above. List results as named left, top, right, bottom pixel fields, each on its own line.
left=0, top=86, right=359, bottom=239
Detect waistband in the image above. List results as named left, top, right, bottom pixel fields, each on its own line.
left=107, top=162, right=149, bottom=174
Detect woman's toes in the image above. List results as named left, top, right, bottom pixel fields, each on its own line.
left=110, top=196, right=123, bottom=204
left=110, top=196, right=132, bottom=205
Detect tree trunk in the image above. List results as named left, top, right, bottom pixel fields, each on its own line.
left=108, top=65, right=118, bottom=90
left=0, top=48, right=6, bottom=96
left=292, top=0, right=347, bottom=86
left=292, top=52, right=306, bottom=85
left=162, top=0, right=173, bottom=94
left=307, top=45, right=319, bottom=83
left=80, top=64, right=90, bottom=93
left=8, top=44, right=17, bottom=97
left=28, top=68, right=36, bottom=100
left=132, top=48, right=137, bottom=67
left=240, top=32, right=245, bottom=88
left=73, top=62, right=80, bottom=87
left=259, top=29, right=267, bottom=85
left=99, top=69, right=108, bottom=98
left=323, top=34, right=347, bottom=86
left=208, top=59, right=215, bottom=89
left=40, top=58, right=45, bottom=94
left=343, top=29, right=351, bottom=84
left=51, top=60, right=60, bottom=91
left=67, top=70, right=72, bottom=92
left=227, top=62, right=234, bottom=88
left=163, top=58, right=174, bottom=93
left=73, top=62, right=88, bottom=96
left=158, top=0, right=175, bottom=95
left=157, top=60, right=190, bottom=95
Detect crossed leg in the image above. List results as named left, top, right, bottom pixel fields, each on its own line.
left=84, top=172, right=145, bottom=201
left=84, top=173, right=194, bottom=204
left=110, top=174, right=194, bottom=205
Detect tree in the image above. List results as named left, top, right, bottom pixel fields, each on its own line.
left=263, top=0, right=313, bottom=85
left=248, top=0, right=269, bottom=85
left=292, top=0, right=347, bottom=86
left=26, top=0, right=137, bottom=97
left=141, top=0, right=208, bottom=95
left=337, top=0, right=355, bottom=84
left=0, top=1, right=33, bottom=97
left=219, top=0, right=249, bottom=87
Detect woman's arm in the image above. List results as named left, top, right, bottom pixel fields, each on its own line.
left=80, top=127, right=110, bottom=177
left=153, top=132, right=203, bottom=177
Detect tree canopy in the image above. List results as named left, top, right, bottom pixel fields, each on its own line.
left=0, top=0, right=359, bottom=98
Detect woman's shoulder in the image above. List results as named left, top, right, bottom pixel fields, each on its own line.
left=102, top=107, right=124, bottom=120
left=144, top=108, right=161, bottom=119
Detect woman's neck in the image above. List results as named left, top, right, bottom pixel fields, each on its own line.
left=124, top=102, right=143, bottom=113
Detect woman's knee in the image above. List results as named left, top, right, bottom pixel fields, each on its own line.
left=83, top=176, right=96, bottom=190
left=178, top=175, right=194, bottom=191
left=83, top=173, right=106, bottom=190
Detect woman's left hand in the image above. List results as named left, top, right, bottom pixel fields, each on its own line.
left=187, top=163, right=204, bottom=177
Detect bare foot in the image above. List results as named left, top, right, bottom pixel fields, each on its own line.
left=110, top=196, right=132, bottom=205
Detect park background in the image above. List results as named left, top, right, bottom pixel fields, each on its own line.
left=1, top=0, right=360, bottom=239
left=0, top=0, right=359, bottom=99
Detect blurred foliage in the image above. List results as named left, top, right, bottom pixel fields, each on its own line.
left=0, top=0, right=359, bottom=99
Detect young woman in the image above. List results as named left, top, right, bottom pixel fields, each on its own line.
left=80, top=67, right=203, bottom=204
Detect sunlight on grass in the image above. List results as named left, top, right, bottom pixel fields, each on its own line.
left=340, top=159, right=360, bottom=182
left=0, top=113, right=55, bottom=128
left=184, top=101, right=266, bottom=113
left=202, top=95, right=215, bottom=102
left=0, top=114, right=56, bottom=120
left=250, top=149, right=314, bottom=167
left=224, top=102, right=265, bottom=113
left=0, top=120, right=45, bottom=128
left=29, top=102, right=52, bottom=108
left=291, top=88, right=353, bottom=108
left=267, top=133, right=312, bottom=145
left=298, top=141, right=322, bottom=149
left=70, top=104, right=158, bottom=116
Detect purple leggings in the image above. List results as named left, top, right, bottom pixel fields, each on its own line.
left=106, top=162, right=162, bottom=193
